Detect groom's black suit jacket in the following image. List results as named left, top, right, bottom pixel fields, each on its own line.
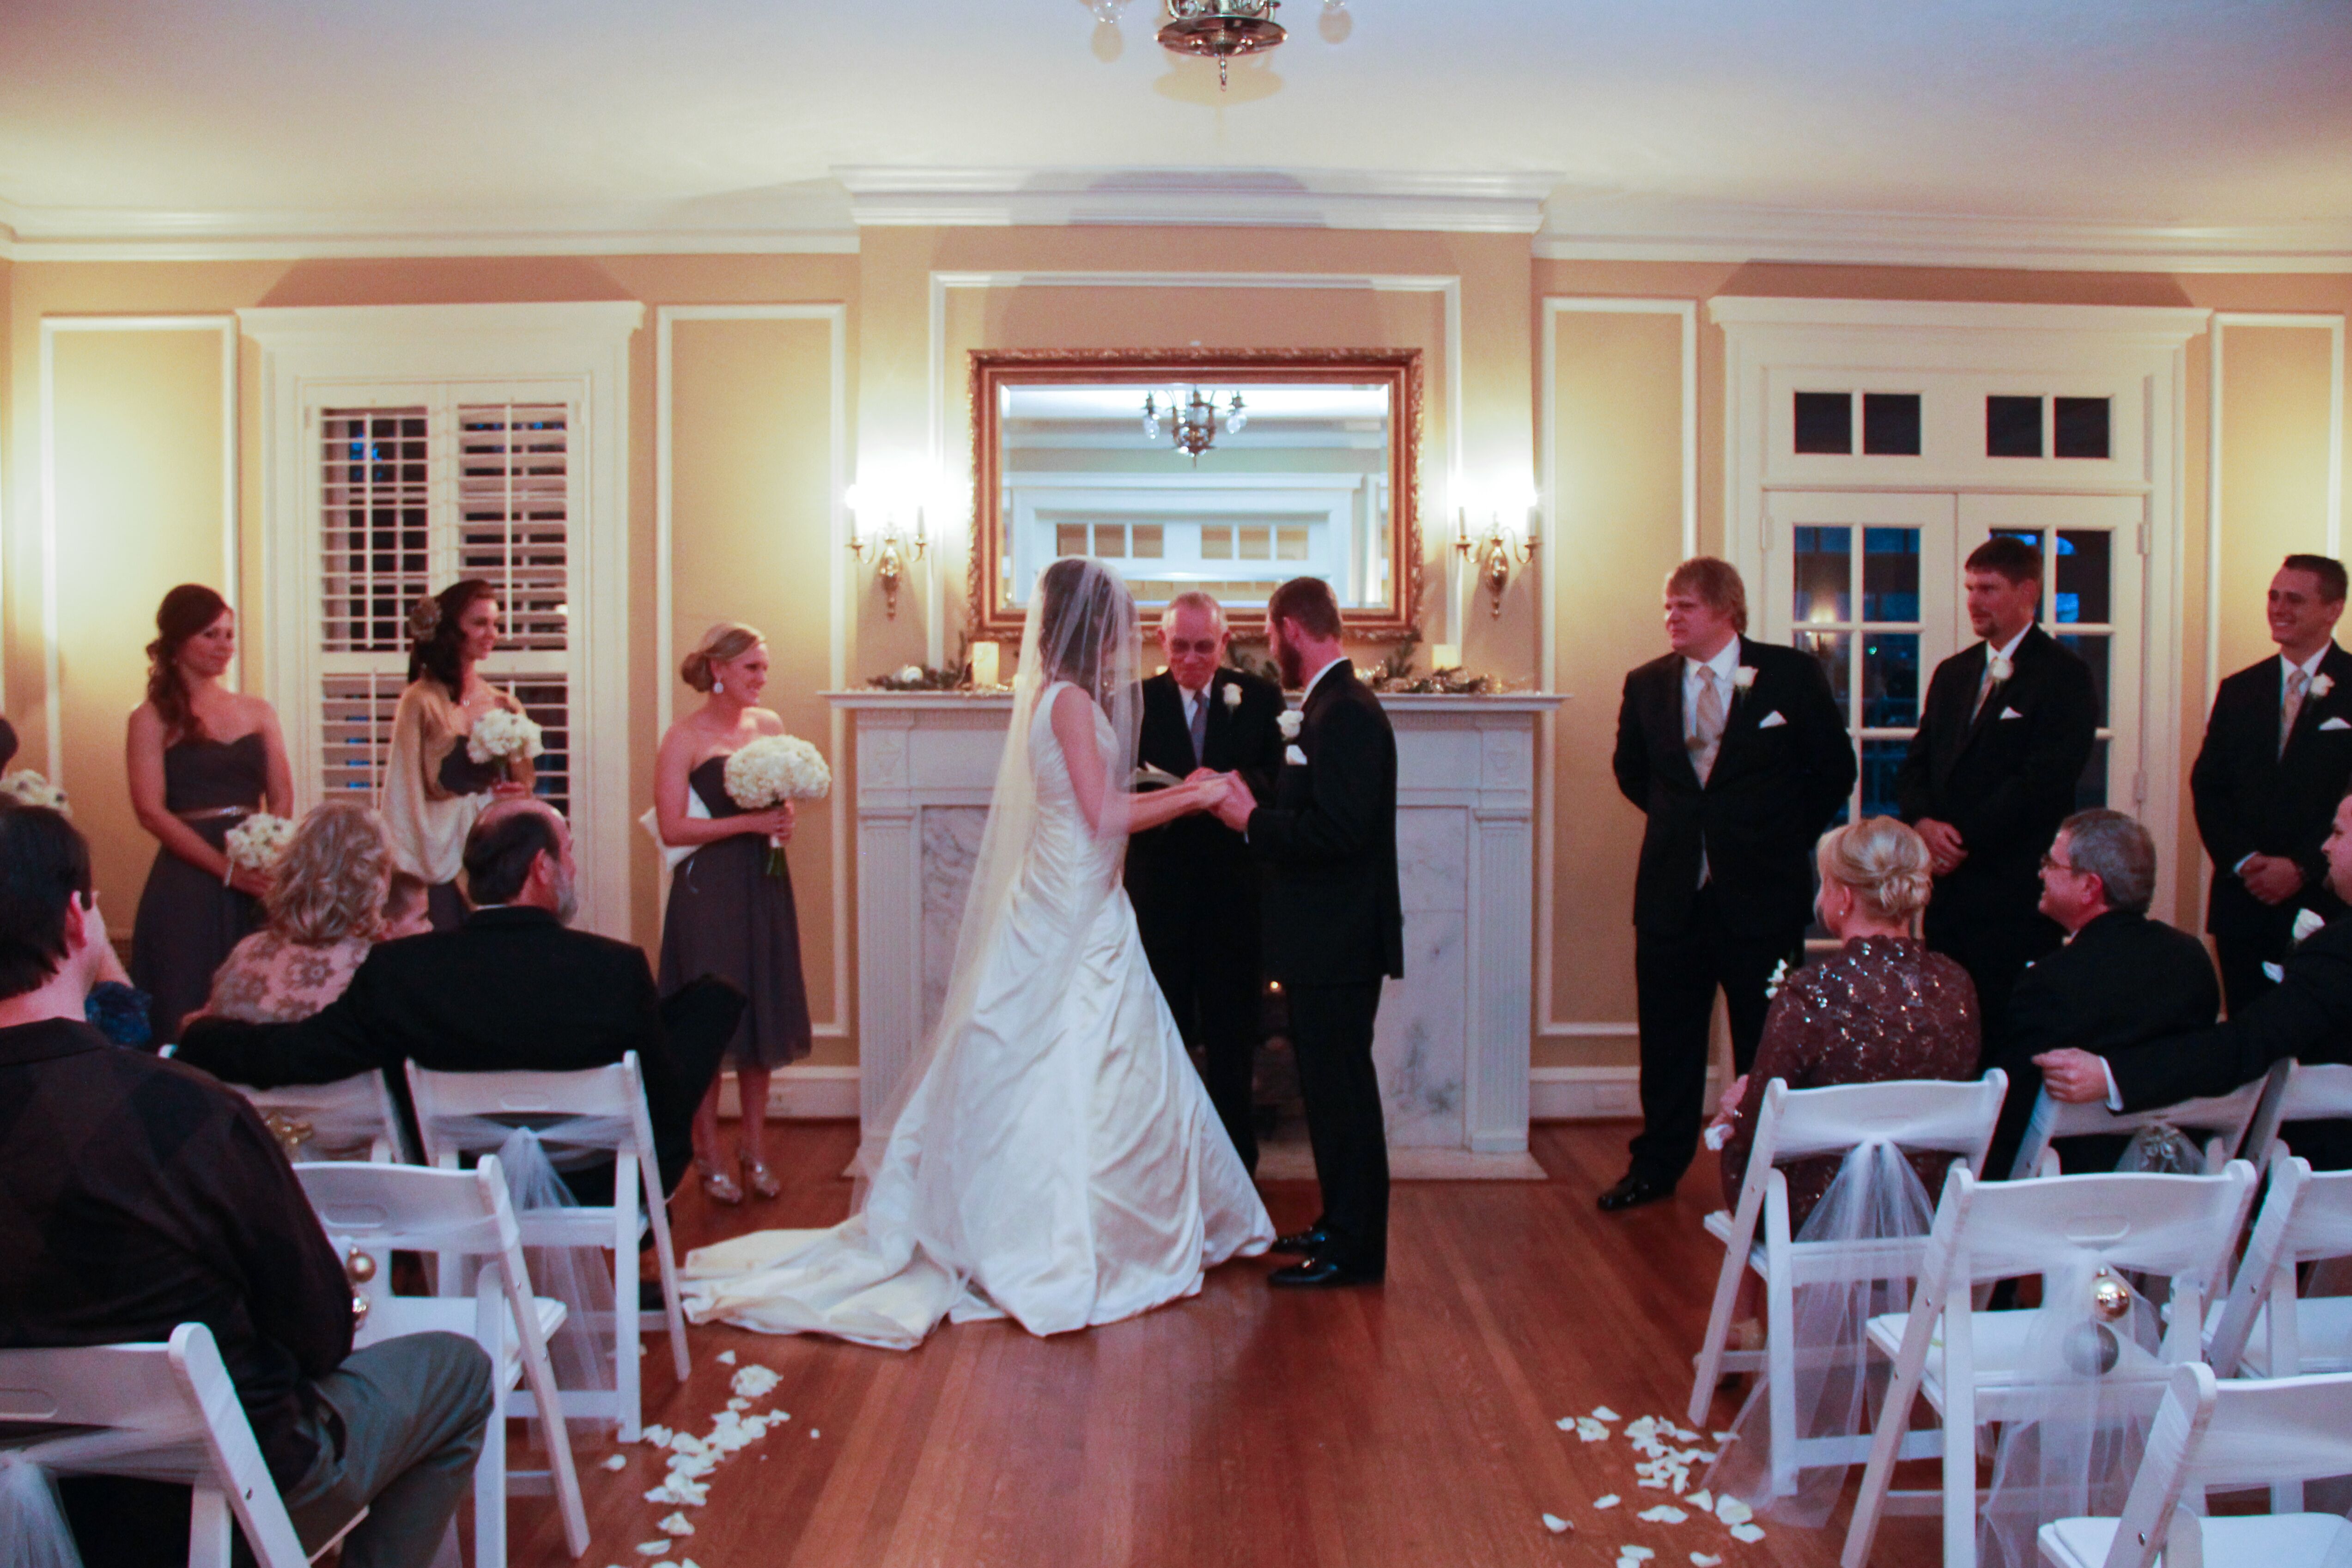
left=175, top=906, right=739, bottom=1192
left=1612, top=636, right=1853, bottom=941
left=1124, top=666, right=1284, bottom=925
left=1246, top=662, right=1403, bottom=986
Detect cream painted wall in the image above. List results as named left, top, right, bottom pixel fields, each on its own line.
left=45, top=326, right=232, bottom=919
left=663, top=314, right=848, bottom=1064
left=2217, top=324, right=2338, bottom=679
left=0, top=243, right=2346, bottom=1088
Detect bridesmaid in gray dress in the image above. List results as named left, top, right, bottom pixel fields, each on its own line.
left=126, top=584, right=294, bottom=1044
left=655, top=622, right=813, bottom=1203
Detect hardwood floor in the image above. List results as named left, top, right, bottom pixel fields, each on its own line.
left=498, top=1122, right=1942, bottom=1568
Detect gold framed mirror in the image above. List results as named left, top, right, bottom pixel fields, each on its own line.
left=969, top=348, right=1422, bottom=641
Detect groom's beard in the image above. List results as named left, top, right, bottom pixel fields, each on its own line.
left=1270, top=627, right=1302, bottom=688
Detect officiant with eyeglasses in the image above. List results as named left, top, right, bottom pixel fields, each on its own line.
left=1125, top=589, right=1285, bottom=1174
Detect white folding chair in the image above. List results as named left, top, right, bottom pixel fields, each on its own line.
left=2267, top=1062, right=2352, bottom=1165
left=405, top=1053, right=691, bottom=1441
left=2010, top=1076, right=2268, bottom=1179
left=0, top=1323, right=336, bottom=1568
left=1687, top=1073, right=2008, bottom=1500
left=295, top=1158, right=591, bottom=1565
left=2037, top=1362, right=2352, bottom=1568
left=228, top=1071, right=411, bottom=1164
left=1841, top=1162, right=2260, bottom=1568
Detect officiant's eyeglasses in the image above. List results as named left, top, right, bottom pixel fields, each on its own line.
left=2039, top=853, right=2085, bottom=876
left=1165, top=638, right=1222, bottom=656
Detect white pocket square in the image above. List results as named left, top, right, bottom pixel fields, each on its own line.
left=1756, top=711, right=1787, bottom=729
left=2263, top=961, right=2286, bottom=983
left=1284, top=744, right=1308, bottom=766
left=1999, top=706, right=2024, bottom=720
left=2322, top=717, right=2352, bottom=731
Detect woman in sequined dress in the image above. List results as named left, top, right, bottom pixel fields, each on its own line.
left=1713, top=814, right=1981, bottom=1227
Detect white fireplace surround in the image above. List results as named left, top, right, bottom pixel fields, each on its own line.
left=827, top=689, right=1564, bottom=1178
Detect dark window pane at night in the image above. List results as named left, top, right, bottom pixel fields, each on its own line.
left=1794, top=391, right=1853, bottom=454
left=2054, top=396, right=2111, bottom=460
left=2055, top=530, right=2111, bottom=625
left=1861, top=738, right=1908, bottom=820
left=1793, top=525, right=1852, bottom=623
left=1862, top=527, right=1920, bottom=621
left=1987, top=395, right=2043, bottom=457
left=2076, top=737, right=2109, bottom=811
left=1862, top=633, right=1920, bottom=729
left=1862, top=393, right=1922, bottom=456
left=2059, top=633, right=2110, bottom=728
left=1798, top=629, right=1851, bottom=711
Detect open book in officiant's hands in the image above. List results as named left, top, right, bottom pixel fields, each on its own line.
left=1130, top=763, right=1185, bottom=791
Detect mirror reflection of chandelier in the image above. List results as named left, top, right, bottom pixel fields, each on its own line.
left=1157, top=0, right=1285, bottom=89
left=1142, top=388, right=1247, bottom=460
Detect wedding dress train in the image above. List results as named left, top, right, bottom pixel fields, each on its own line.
left=680, top=681, right=1273, bottom=1349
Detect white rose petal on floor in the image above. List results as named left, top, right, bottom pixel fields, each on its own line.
left=1592, top=1494, right=1620, bottom=1509
left=1540, top=1513, right=1571, bottom=1534
left=1637, top=1505, right=1687, bottom=1524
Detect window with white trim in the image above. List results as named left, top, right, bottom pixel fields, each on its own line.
left=314, top=397, right=575, bottom=817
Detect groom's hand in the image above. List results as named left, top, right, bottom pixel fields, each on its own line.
left=1210, top=772, right=1255, bottom=833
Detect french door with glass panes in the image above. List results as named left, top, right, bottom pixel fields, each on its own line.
left=1762, top=489, right=2142, bottom=827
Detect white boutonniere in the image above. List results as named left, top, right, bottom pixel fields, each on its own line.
left=1763, top=958, right=1791, bottom=1000
left=2312, top=673, right=2335, bottom=699
left=1222, top=683, right=1242, bottom=710
left=1284, top=743, right=1308, bottom=766
left=1732, top=665, right=1757, bottom=693
left=1276, top=710, right=1302, bottom=740
left=1987, top=650, right=2014, bottom=683
left=2292, top=907, right=2328, bottom=947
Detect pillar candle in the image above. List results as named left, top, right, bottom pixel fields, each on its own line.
left=970, top=641, right=1000, bottom=687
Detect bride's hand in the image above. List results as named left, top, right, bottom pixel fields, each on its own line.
left=742, top=803, right=796, bottom=841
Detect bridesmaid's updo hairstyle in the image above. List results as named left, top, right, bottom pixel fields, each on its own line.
left=1817, top=815, right=1935, bottom=925
left=406, top=578, right=497, bottom=699
left=146, top=584, right=231, bottom=743
left=681, top=623, right=764, bottom=693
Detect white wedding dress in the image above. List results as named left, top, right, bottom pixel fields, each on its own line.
left=680, top=682, right=1273, bottom=1349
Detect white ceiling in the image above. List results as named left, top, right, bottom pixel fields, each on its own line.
left=2, top=0, right=2348, bottom=256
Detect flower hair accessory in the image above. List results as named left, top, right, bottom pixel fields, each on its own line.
left=405, top=596, right=443, bottom=644
left=1732, top=665, right=1757, bottom=693
left=2312, top=672, right=2335, bottom=699
left=1763, top=957, right=1791, bottom=1000
left=1987, top=650, right=2014, bottom=683
left=1222, top=682, right=1242, bottom=709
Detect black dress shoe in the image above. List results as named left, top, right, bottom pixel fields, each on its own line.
left=1270, top=1226, right=1330, bottom=1257
left=1596, top=1173, right=1674, bottom=1212
left=1269, top=1256, right=1382, bottom=1288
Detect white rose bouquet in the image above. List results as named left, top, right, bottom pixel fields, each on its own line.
left=223, top=812, right=297, bottom=886
left=723, top=734, right=831, bottom=875
left=466, top=706, right=545, bottom=774
left=0, top=769, right=69, bottom=815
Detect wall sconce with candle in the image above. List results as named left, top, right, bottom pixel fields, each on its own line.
left=1453, top=486, right=1540, bottom=618
left=844, top=479, right=930, bottom=619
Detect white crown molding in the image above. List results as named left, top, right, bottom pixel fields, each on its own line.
left=1706, top=295, right=2212, bottom=342
left=0, top=191, right=858, bottom=262
left=838, top=167, right=1557, bottom=233
left=1537, top=193, right=2352, bottom=274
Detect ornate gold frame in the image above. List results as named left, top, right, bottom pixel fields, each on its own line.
left=968, top=347, right=1424, bottom=641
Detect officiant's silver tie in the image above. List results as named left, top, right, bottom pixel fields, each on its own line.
left=2283, top=666, right=2310, bottom=756
left=1189, top=692, right=1208, bottom=767
left=1690, top=666, right=1725, bottom=784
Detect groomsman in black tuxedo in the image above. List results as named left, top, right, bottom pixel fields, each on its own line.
left=1897, top=535, right=2097, bottom=1042
left=2191, top=554, right=2352, bottom=1014
left=1213, top=576, right=1401, bottom=1287
left=1127, top=590, right=1285, bottom=1173
left=1603, top=557, right=1854, bottom=1211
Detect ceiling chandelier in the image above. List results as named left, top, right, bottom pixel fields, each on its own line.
left=1143, top=388, right=1247, bottom=460
left=1157, top=0, right=1286, bottom=89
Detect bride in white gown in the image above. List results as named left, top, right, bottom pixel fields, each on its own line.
left=681, top=559, right=1274, bottom=1349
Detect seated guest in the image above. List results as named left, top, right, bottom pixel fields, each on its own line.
left=0, top=713, right=16, bottom=770
left=197, top=800, right=396, bottom=1025
left=1714, top=816, right=1981, bottom=1230
left=177, top=798, right=743, bottom=1196
left=2041, top=790, right=2352, bottom=1165
left=1983, top=809, right=2220, bottom=1178
left=0, top=802, right=493, bottom=1568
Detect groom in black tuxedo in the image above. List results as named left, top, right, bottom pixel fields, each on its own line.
left=1605, top=556, right=1854, bottom=1210
left=1897, top=535, right=2097, bottom=1041
left=2191, top=554, right=2352, bottom=1014
left=1214, top=576, right=1401, bottom=1288
left=1127, top=590, right=1285, bottom=1173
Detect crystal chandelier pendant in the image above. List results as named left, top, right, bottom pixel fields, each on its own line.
left=1157, top=0, right=1285, bottom=90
